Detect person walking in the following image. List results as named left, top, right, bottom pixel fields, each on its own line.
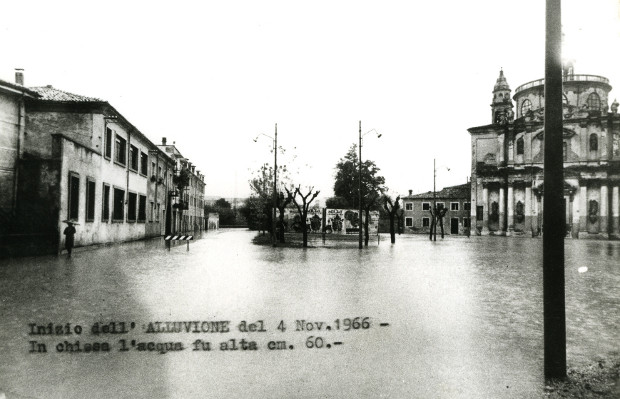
left=63, top=221, right=76, bottom=256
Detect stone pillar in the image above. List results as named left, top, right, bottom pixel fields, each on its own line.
left=572, top=189, right=580, bottom=238
left=507, top=184, right=514, bottom=235
left=482, top=186, right=489, bottom=235
left=600, top=184, right=609, bottom=238
left=499, top=186, right=506, bottom=235
left=579, top=183, right=588, bottom=234
left=525, top=185, right=533, bottom=234
left=612, top=185, right=619, bottom=238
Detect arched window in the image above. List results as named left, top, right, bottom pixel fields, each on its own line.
left=589, top=134, right=598, bottom=152
left=521, top=99, right=532, bottom=116
left=516, top=137, right=524, bottom=155
left=586, top=92, right=601, bottom=111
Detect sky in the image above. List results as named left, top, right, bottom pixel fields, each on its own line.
left=2, top=0, right=619, bottom=202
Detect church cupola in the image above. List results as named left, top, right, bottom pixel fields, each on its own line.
left=491, top=69, right=514, bottom=125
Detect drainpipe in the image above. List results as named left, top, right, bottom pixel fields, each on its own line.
left=13, top=93, right=24, bottom=212
left=126, top=129, right=130, bottom=221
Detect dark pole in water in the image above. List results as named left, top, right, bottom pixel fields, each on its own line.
left=543, top=0, right=567, bottom=380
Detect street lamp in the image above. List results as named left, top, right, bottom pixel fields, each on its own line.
left=254, top=123, right=278, bottom=247
left=358, top=121, right=382, bottom=249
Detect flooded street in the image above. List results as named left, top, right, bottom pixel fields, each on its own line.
left=0, top=230, right=618, bottom=398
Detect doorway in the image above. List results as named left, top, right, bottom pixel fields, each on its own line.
left=450, top=218, right=459, bottom=235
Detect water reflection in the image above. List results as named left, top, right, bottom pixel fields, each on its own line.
left=0, top=230, right=618, bottom=398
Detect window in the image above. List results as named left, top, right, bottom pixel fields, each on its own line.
left=436, top=202, right=445, bottom=211
left=151, top=162, right=156, bottom=177
left=516, top=137, right=524, bottom=155
left=464, top=202, right=471, bottom=211
left=68, top=173, right=80, bottom=220
left=86, top=179, right=96, bottom=222
left=450, top=202, right=459, bottom=211
left=422, top=217, right=430, bottom=227
left=138, top=195, right=147, bottom=222
left=521, top=99, right=532, bottom=116
left=405, top=217, right=413, bottom=227
left=476, top=205, right=484, bottom=221
left=150, top=201, right=154, bottom=222
left=104, top=127, right=112, bottom=159
left=156, top=203, right=161, bottom=222
left=158, top=166, right=162, bottom=178
left=563, top=141, right=568, bottom=161
left=115, top=135, right=126, bottom=165
left=140, top=152, right=148, bottom=175
left=422, top=202, right=431, bottom=211
left=127, top=192, right=137, bottom=221
left=130, top=145, right=139, bottom=171
left=463, top=218, right=471, bottom=228
left=589, top=134, right=598, bottom=152
left=586, top=92, right=601, bottom=111
left=113, top=188, right=125, bottom=221
left=405, top=203, right=413, bottom=211
left=102, top=184, right=110, bottom=222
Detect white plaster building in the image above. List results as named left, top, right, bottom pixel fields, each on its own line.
left=468, top=68, right=620, bottom=239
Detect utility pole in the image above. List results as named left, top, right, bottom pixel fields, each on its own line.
left=273, top=123, right=278, bottom=247
left=543, top=0, right=566, bottom=380
left=358, top=121, right=363, bottom=249
left=433, top=158, right=437, bottom=241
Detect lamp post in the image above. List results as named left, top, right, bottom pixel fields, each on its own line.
left=254, top=123, right=278, bottom=247
left=358, top=121, right=381, bottom=249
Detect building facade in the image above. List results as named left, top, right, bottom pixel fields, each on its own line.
left=401, top=184, right=471, bottom=235
left=157, top=139, right=206, bottom=234
left=0, top=73, right=37, bottom=242
left=0, top=70, right=206, bottom=256
left=468, top=68, right=620, bottom=238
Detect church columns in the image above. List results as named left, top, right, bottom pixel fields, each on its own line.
left=600, top=183, right=609, bottom=238
left=579, top=183, right=588, bottom=234
left=482, top=186, right=489, bottom=235
left=612, top=185, right=620, bottom=238
left=507, top=184, right=514, bottom=235
left=525, top=185, right=533, bottom=234
left=499, top=186, right=506, bottom=234
left=572, top=187, right=580, bottom=238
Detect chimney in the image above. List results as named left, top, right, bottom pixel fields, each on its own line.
left=162, top=137, right=167, bottom=145
left=15, top=68, right=24, bottom=85
left=408, top=189, right=412, bottom=196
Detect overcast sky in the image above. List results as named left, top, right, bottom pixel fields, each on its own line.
left=2, top=0, right=619, bottom=202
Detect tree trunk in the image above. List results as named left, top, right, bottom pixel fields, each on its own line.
left=389, top=214, right=395, bottom=243
left=364, top=209, right=370, bottom=246
left=302, top=211, right=308, bottom=247
left=439, top=216, right=445, bottom=239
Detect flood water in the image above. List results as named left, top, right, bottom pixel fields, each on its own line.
left=0, top=230, right=618, bottom=398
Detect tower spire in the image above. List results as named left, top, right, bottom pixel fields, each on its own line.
left=491, top=69, right=514, bottom=124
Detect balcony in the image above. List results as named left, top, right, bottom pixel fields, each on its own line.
left=514, top=74, right=610, bottom=94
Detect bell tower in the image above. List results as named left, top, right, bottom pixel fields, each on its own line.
left=491, top=69, right=514, bottom=124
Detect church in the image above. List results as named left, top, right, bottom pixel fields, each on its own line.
left=468, top=66, right=620, bottom=238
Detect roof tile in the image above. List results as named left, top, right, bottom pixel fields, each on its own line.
left=29, top=85, right=103, bottom=102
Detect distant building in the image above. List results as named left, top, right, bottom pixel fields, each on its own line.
left=158, top=139, right=206, bottom=234
left=207, top=213, right=219, bottom=230
left=0, top=70, right=205, bottom=256
left=468, top=67, right=620, bottom=238
left=401, top=184, right=471, bottom=235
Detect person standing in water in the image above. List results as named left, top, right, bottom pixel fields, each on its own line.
left=63, top=221, right=76, bottom=256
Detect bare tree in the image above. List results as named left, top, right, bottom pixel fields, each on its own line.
left=275, top=191, right=293, bottom=243
left=428, top=206, right=448, bottom=241
left=383, top=195, right=401, bottom=244
left=286, top=185, right=320, bottom=248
